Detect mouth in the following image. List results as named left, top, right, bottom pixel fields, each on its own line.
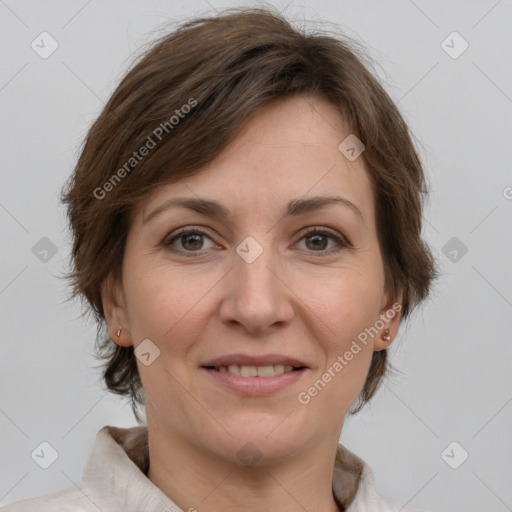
left=202, top=364, right=307, bottom=377
left=200, top=354, right=309, bottom=395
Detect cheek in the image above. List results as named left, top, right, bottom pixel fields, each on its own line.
left=300, top=272, right=382, bottom=404
left=122, top=259, right=217, bottom=350
left=301, top=266, right=383, bottom=345
left=122, top=263, right=214, bottom=407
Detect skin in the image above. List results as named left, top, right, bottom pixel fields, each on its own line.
left=102, top=94, right=402, bottom=512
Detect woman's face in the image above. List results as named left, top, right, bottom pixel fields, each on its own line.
left=103, top=94, right=401, bottom=464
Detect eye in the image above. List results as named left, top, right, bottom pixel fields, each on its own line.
left=163, top=226, right=350, bottom=257
left=163, top=228, right=217, bottom=255
left=294, top=227, right=350, bottom=255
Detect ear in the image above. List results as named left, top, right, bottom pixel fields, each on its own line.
left=373, top=288, right=403, bottom=352
left=101, top=273, right=133, bottom=347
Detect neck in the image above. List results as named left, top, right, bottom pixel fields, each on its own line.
left=146, top=414, right=343, bottom=512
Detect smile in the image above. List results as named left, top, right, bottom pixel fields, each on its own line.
left=207, top=364, right=304, bottom=377
left=201, top=365, right=308, bottom=395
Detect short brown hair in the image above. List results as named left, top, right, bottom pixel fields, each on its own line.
left=60, top=6, right=437, bottom=423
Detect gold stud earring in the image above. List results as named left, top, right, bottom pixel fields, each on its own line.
left=116, top=328, right=122, bottom=337
left=382, top=329, right=391, bottom=342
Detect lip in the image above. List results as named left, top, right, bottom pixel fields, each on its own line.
left=200, top=353, right=308, bottom=368
left=201, top=366, right=309, bottom=396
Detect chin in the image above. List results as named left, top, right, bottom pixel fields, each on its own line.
left=199, top=412, right=313, bottom=467
left=221, top=435, right=305, bottom=468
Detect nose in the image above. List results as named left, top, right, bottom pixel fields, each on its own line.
left=219, top=236, right=295, bottom=335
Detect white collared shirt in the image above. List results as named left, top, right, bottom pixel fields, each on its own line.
left=2, top=425, right=427, bottom=511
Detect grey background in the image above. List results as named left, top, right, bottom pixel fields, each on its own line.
left=1, top=1, right=511, bottom=511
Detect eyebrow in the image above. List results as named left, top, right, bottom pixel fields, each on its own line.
left=142, top=195, right=364, bottom=225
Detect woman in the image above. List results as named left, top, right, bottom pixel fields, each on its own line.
left=4, top=6, right=436, bottom=512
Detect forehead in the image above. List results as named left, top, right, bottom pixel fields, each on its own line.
left=137, top=95, right=375, bottom=226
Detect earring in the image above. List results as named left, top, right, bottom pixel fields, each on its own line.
left=382, top=329, right=391, bottom=342
left=116, top=328, right=122, bottom=337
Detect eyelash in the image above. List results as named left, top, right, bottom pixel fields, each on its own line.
left=162, top=226, right=351, bottom=257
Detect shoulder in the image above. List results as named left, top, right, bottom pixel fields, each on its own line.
left=1, top=486, right=95, bottom=511
left=337, top=444, right=433, bottom=512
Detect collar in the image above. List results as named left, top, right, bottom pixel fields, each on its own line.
left=82, top=425, right=383, bottom=511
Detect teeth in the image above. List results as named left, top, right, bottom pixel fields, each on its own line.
left=215, top=364, right=299, bottom=377
left=273, top=364, right=285, bottom=375
left=228, top=365, right=240, bottom=375
left=257, top=365, right=274, bottom=377
left=241, top=365, right=258, bottom=377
